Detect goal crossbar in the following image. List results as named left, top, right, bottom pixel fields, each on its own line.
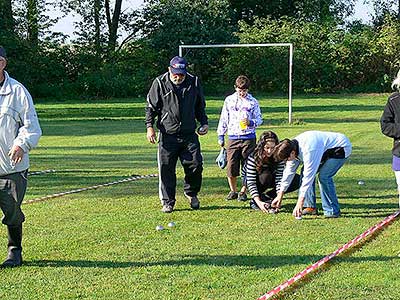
left=179, top=43, right=294, bottom=124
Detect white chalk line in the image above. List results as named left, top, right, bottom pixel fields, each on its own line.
left=28, top=169, right=56, bottom=176
left=23, top=174, right=158, bottom=205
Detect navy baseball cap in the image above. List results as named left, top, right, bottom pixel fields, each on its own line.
left=169, top=56, right=187, bottom=75
left=0, top=46, right=6, bottom=59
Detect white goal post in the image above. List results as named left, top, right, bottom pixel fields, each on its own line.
left=179, top=43, right=294, bottom=124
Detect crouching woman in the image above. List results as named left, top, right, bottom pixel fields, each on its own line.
left=244, top=131, right=300, bottom=212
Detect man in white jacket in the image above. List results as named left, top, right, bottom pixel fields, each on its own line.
left=0, top=46, right=42, bottom=267
left=272, top=131, right=351, bottom=219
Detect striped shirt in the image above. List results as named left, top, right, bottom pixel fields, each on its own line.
left=244, top=154, right=285, bottom=199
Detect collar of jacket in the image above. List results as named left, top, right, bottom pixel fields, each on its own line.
left=0, top=71, right=11, bottom=96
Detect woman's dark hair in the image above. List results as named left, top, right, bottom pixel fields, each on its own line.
left=253, top=131, right=279, bottom=172
left=274, top=139, right=295, bottom=162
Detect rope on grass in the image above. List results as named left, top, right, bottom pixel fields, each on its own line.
left=28, top=169, right=56, bottom=176
left=257, top=209, right=400, bottom=300
left=23, top=174, right=158, bottom=205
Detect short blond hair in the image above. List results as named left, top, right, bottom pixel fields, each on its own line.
left=392, top=70, right=400, bottom=91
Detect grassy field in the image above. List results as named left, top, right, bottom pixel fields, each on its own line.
left=1, top=94, right=399, bottom=300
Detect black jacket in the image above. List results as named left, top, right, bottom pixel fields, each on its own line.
left=145, top=72, right=208, bottom=135
left=381, top=92, right=400, bottom=156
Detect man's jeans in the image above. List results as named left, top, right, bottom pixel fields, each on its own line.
left=303, top=158, right=347, bottom=216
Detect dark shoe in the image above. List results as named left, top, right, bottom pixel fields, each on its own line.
left=1, top=247, right=22, bottom=268
left=1, top=225, right=23, bottom=268
left=302, top=207, right=317, bottom=215
left=249, top=199, right=260, bottom=210
left=226, top=191, right=238, bottom=200
left=161, top=204, right=173, bottom=213
left=185, top=193, right=200, bottom=210
left=238, top=192, right=248, bottom=202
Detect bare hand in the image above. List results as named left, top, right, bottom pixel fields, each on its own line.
left=242, top=118, right=250, bottom=125
left=197, top=124, right=208, bottom=136
left=254, top=197, right=268, bottom=213
left=293, top=202, right=303, bottom=218
left=147, top=127, right=156, bottom=144
left=8, top=145, right=24, bottom=165
left=271, top=197, right=282, bottom=209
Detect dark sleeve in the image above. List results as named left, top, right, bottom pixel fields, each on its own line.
left=194, top=77, right=208, bottom=126
left=145, top=79, right=160, bottom=128
left=381, top=94, right=400, bottom=138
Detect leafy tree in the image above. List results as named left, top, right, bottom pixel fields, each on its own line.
left=26, top=0, right=39, bottom=47
left=0, top=0, right=15, bottom=35
left=365, top=0, right=400, bottom=23
left=303, top=0, right=356, bottom=22
left=9, top=0, right=61, bottom=45
left=227, top=0, right=356, bottom=23
left=138, top=0, right=237, bottom=83
left=54, top=0, right=137, bottom=55
left=233, top=16, right=395, bottom=93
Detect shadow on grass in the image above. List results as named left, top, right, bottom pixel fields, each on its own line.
left=276, top=201, right=399, bottom=219
left=25, top=253, right=399, bottom=269
left=207, top=104, right=383, bottom=117
left=173, top=205, right=250, bottom=212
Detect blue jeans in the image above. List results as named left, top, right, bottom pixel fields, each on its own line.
left=303, top=158, right=347, bottom=216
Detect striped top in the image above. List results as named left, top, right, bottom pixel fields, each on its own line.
left=244, top=154, right=285, bottom=199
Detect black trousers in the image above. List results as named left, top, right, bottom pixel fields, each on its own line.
left=257, top=169, right=300, bottom=200
left=158, top=133, right=203, bottom=206
left=0, top=170, right=27, bottom=226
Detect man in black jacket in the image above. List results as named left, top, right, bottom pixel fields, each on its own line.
left=145, top=56, right=208, bottom=213
left=381, top=70, right=400, bottom=208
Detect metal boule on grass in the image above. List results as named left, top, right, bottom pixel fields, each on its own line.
left=167, top=222, right=176, bottom=227
left=156, top=225, right=164, bottom=231
left=358, top=180, right=365, bottom=185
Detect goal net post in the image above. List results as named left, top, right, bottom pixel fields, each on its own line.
left=179, top=43, right=294, bottom=124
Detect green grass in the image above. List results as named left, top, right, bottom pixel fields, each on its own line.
left=1, top=94, right=399, bottom=300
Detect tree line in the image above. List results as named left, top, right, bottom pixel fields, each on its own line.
left=1, top=0, right=400, bottom=99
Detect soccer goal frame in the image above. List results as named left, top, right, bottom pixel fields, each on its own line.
left=179, top=43, right=294, bottom=124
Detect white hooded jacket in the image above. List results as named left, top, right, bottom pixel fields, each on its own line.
left=0, top=71, right=42, bottom=175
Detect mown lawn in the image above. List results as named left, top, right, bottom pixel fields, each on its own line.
left=1, top=94, right=399, bottom=300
